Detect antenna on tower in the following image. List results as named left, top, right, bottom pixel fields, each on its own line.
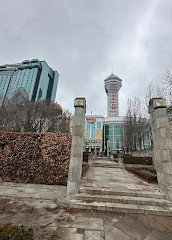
left=112, top=66, right=113, bottom=74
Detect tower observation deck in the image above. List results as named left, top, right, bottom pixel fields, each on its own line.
left=104, top=74, right=122, bottom=117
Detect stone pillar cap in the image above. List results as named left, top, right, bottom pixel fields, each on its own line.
left=148, top=98, right=167, bottom=113
left=74, top=98, right=86, bottom=112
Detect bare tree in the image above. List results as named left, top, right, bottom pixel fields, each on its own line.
left=124, top=99, right=133, bottom=153
left=0, top=88, right=71, bottom=133
left=145, top=82, right=165, bottom=108
left=164, top=70, right=172, bottom=106
left=124, top=97, right=151, bottom=153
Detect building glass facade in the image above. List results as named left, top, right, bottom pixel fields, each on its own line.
left=0, top=59, right=59, bottom=104
left=103, top=123, right=124, bottom=154
left=91, top=122, right=95, bottom=138
left=86, top=121, right=91, bottom=138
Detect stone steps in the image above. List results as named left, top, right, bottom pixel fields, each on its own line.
left=72, top=193, right=172, bottom=207
left=91, top=164, right=120, bottom=168
left=67, top=186, right=172, bottom=216
left=69, top=199, right=172, bottom=216
left=91, top=161, right=119, bottom=168
left=73, top=159, right=172, bottom=216
left=80, top=187, right=166, bottom=199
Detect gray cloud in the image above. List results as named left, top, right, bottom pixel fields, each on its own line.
left=0, top=0, right=172, bottom=116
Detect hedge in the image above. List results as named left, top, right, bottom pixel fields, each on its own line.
left=122, top=153, right=132, bottom=157
left=125, top=167, right=157, bottom=183
left=0, top=131, right=71, bottom=186
left=123, top=156, right=152, bottom=165
left=83, top=152, right=89, bottom=162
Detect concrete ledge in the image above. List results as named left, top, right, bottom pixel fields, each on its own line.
left=0, top=181, right=67, bottom=200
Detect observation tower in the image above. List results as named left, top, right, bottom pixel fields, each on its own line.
left=104, top=73, right=122, bottom=117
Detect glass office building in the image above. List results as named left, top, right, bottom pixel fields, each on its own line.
left=0, top=59, right=59, bottom=104
left=103, top=117, right=124, bottom=154
left=103, top=117, right=152, bottom=154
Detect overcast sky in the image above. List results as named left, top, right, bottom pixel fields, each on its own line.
left=0, top=0, right=172, bottom=116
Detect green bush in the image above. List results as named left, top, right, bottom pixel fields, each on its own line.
left=123, top=156, right=152, bottom=165
left=0, top=225, right=34, bottom=240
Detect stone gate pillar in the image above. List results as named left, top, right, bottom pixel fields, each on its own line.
left=67, top=98, right=86, bottom=196
left=149, top=98, right=172, bottom=201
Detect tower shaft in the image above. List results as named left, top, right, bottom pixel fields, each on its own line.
left=104, top=74, right=122, bottom=117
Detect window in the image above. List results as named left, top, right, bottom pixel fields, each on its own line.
left=97, top=121, right=101, bottom=129
left=91, top=122, right=95, bottom=138
left=86, top=121, right=90, bottom=138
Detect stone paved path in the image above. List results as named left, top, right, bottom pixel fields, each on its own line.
left=81, top=157, right=160, bottom=194
left=0, top=157, right=172, bottom=239
left=0, top=196, right=172, bottom=240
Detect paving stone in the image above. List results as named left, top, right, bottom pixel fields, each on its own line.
left=49, top=215, right=75, bottom=228
left=9, top=214, right=39, bottom=227
left=114, top=216, right=151, bottom=240
left=126, top=184, right=139, bottom=190
left=36, top=214, right=59, bottom=226
left=55, top=227, right=84, bottom=240
left=97, top=182, right=110, bottom=188
left=111, top=217, right=120, bottom=224
left=85, top=230, right=104, bottom=240
left=144, top=230, right=172, bottom=240
left=105, top=225, right=135, bottom=240
left=73, top=217, right=104, bottom=230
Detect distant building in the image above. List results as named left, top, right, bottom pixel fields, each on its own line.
left=0, top=59, right=59, bottom=104
left=104, top=73, right=122, bottom=117
left=83, top=73, right=123, bottom=155
left=103, top=116, right=124, bottom=154
left=84, top=115, right=104, bottom=155
left=83, top=73, right=152, bottom=155
left=83, top=115, right=125, bottom=155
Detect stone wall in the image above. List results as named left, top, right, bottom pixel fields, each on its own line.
left=0, top=131, right=71, bottom=185
left=149, top=99, right=172, bottom=201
